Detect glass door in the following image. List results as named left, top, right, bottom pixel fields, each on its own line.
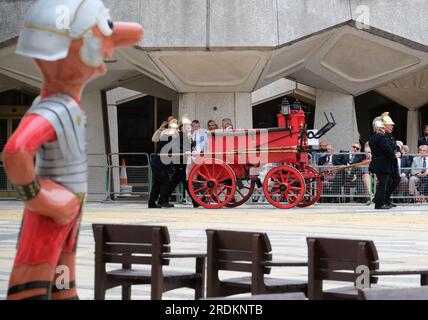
left=0, top=117, right=22, bottom=197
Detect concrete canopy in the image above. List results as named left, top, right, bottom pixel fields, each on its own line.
left=0, top=0, right=428, bottom=107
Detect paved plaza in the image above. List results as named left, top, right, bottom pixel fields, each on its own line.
left=1, top=201, right=428, bottom=300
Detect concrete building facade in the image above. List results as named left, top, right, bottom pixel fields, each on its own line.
left=1, top=0, right=428, bottom=198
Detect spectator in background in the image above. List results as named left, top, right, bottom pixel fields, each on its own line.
left=417, top=125, right=428, bottom=147
left=317, top=144, right=342, bottom=166
left=409, top=144, right=428, bottom=202
left=191, top=119, right=200, bottom=132
left=342, top=143, right=366, bottom=202
left=401, top=145, right=410, bottom=155
left=191, top=120, right=208, bottom=153
left=312, top=140, right=328, bottom=166
left=362, top=144, right=373, bottom=201
left=400, top=144, right=413, bottom=169
left=395, top=145, right=413, bottom=202
left=152, top=115, right=175, bottom=143
left=318, top=144, right=343, bottom=202
left=222, top=118, right=233, bottom=130
left=207, top=119, right=218, bottom=131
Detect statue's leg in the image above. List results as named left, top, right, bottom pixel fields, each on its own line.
left=7, top=209, right=78, bottom=300
left=52, top=252, right=78, bottom=300
left=7, top=263, right=54, bottom=300
left=52, top=216, right=81, bottom=300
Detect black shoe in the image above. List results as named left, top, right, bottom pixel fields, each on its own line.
left=387, top=203, right=397, bottom=207
left=148, top=203, right=162, bottom=208
left=193, top=203, right=200, bottom=208
left=158, top=202, right=174, bottom=208
left=375, top=204, right=391, bottom=209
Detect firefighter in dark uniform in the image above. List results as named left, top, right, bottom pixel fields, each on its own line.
left=369, top=114, right=398, bottom=209
left=167, top=116, right=199, bottom=207
left=381, top=112, right=400, bottom=207
left=148, top=119, right=177, bottom=208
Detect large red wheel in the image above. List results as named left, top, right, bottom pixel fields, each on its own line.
left=263, top=165, right=305, bottom=209
left=188, top=160, right=236, bottom=209
left=297, top=166, right=323, bottom=207
left=226, top=179, right=256, bottom=208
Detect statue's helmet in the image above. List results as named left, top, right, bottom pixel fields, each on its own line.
left=16, top=0, right=114, bottom=64
left=381, top=112, right=395, bottom=125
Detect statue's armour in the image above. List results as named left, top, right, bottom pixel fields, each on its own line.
left=28, top=94, right=87, bottom=194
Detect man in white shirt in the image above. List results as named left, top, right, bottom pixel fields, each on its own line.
left=191, top=120, right=208, bottom=153
left=409, top=144, right=428, bottom=199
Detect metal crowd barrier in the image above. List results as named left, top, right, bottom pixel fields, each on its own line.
left=105, top=152, right=151, bottom=200
left=247, top=152, right=428, bottom=205
left=2, top=152, right=427, bottom=204
left=0, top=163, right=16, bottom=199
left=0, top=153, right=110, bottom=201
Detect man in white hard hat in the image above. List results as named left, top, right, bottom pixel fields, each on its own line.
left=368, top=113, right=399, bottom=209
left=380, top=112, right=401, bottom=207
left=3, top=0, right=143, bottom=299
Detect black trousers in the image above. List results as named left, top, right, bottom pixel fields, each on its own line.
left=168, top=166, right=198, bottom=206
left=374, top=172, right=393, bottom=207
left=149, top=166, right=171, bottom=205
left=385, top=173, right=400, bottom=204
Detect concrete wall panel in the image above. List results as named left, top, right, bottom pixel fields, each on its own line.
left=0, top=0, right=35, bottom=44
left=139, top=0, right=207, bottom=47
left=351, top=0, right=428, bottom=47
left=209, top=0, right=278, bottom=46
left=277, top=0, right=351, bottom=44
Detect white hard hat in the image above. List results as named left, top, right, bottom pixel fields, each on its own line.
left=372, top=116, right=385, bottom=132
left=179, top=115, right=192, bottom=126
left=16, top=0, right=113, bottom=61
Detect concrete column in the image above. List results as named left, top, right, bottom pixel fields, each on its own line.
left=81, top=90, right=107, bottom=201
left=314, top=89, right=359, bottom=152
left=178, top=92, right=252, bottom=129
left=407, top=108, right=420, bottom=154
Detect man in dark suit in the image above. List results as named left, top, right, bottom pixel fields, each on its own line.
left=369, top=114, right=398, bottom=209
left=341, top=143, right=367, bottom=202
left=396, top=149, right=413, bottom=201
left=417, top=125, right=428, bottom=147
left=318, top=144, right=344, bottom=202
left=317, top=144, right=344, bottom=166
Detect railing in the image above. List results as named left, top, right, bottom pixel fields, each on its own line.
left=247, top=153, right=428, bottom=204
left=105, top=153, right=151, bottom=200
left=1, top=152, right=427, bottom=204
left=0, top=153, right=110, bottom=200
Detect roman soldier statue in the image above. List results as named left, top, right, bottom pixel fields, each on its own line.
left=3, top=0, right=143, bottom=299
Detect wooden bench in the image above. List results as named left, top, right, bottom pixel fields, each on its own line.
left=206, top=292, right=307, bottom=300
left=206, top=229, right=307, bottom=298
left=92, top=224, right=205, bottom=300
left=307, top=237, right=428, bottom=300
left=362, top=286, right=428, bottom=300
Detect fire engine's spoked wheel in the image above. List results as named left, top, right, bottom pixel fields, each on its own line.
left=226, top=179, right=256, bottom=208
left=188, top=160, right=236, bottom=209
left=263, top=165, right=305, bottom=209
left=297, top=166, right=323, bottom=208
